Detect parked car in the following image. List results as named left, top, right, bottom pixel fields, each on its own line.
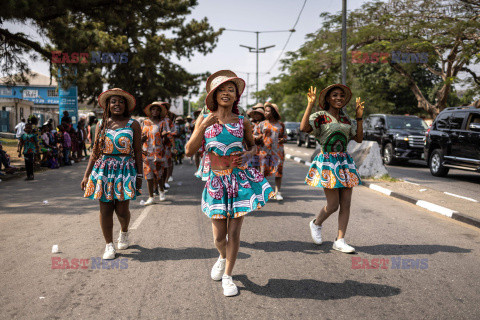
left=424, top=106, right=480, bottom=177
left=363, top=114, right=428, bottom=165
left=284, top=122, right=300, bottom=142
left=297, top=130, right=316, bottom=148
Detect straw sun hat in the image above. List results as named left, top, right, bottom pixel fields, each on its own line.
left=318, top=84, right=352, bottom=109
left=205, top=70, right=245, bottom=110
left=98, top=88, right=136, bottom=112
left=264, top=102, right=281, bottom=120
left=144, top=101, right=170, bottom=117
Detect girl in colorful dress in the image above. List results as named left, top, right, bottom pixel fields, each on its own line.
left=247, top=106, right=265, bottom=170
left=300, top=85, right=364, bottom=253
left=254, top=102, right=287, bottom=201
left=81, top=88, right=143, bottom=260
left=174, top=116, right=186, bottom=164
left=163, top=109, right=176, bottom=187
left=185, top=70, right=274, bottom=297
left=142, top=101, right=170, bottom=204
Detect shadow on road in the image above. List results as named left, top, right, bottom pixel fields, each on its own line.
left=241, top=240, right=326, bottom=254
left=235, top=275, right=401, bottom=300
left=120, top=245, right=250, bottom=262
left=356, top=244, right=472, bottom=255
left=249, top=210, right=314, bottom=219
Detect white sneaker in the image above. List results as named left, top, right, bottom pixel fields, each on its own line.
left=159, top=191, right=166, bottom=202
left=164, top=182, right=170, bottom=189
left=144, top=197, right=155, bottom=205
left=222, top=275, right=238, bottom=297
left=211, top=256, right=226, bottom=281
left=103, top=242, right=116, bottom=259
left=332, top=238, right=355, bottom=253
left=275, top=192, right=284, bottom=201
left=309, top=219, right=323, bottom=245
left=117, top=231, right=129, bottom=250
left=168, top=176, right=173, bottom=182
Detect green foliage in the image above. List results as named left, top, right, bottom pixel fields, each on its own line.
left=0, top=0, right=222, bottom=114
left=257, top=0, right=480, bottom=121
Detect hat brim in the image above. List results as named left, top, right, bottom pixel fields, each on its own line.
left=264, top=102, right=281, bottom=120
left=98, top=88, right=136, bottom=112
left=205, top=70, right=245, bottom=111
left=318, top=84, right=352, bottom=109
left=144, top=102, right=168, bottom=118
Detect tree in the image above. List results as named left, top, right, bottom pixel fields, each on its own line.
left=350, top=0, right=480, bottom=116
left=0, top=0, right=222, bottom=113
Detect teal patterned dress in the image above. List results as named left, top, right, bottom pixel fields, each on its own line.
left=305, top=111, right=361, bottom=189
left=84, top=119, right=140, bottom=202
left=199, top=115, right=274, bottom=219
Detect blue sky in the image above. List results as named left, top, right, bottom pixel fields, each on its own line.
left=4, top=0, right=375, bottom=106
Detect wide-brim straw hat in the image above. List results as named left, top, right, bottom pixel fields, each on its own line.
left=144, top=101, right=169, bottom=117
left=205, top=70, right=245, bottom=111
left=185, top=115, right=193, bottom=120
left=247, top=107, right=265, bottom=117
left=98, top=88, right=136, bottom=112
left=252, top=103, right=264, bottom=110
left=264, top=102, right=281, bottom=120
left=318, top=84, right=352, bottom=109
left=175, top=116, right=185, bottom=123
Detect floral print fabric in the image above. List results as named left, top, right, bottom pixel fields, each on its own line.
left=255, top=120, right=286, bottom=177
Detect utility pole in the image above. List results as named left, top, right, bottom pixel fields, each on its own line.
left=341, top=0, right=347, bottom=85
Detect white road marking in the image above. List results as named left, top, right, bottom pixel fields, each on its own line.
left=416, top=200, right=456, bottom=218
left=293, top=157, right=303, bottom=163
left=419, top=189, right=427, bottom=192
left=444, top=192, right=478, bottom=203
left=403, top=180, right=420, bottom=186
left=303, top=152, right=310, bottom=156
left=130, top=205, right=152, bottom=230
left=369, top=184, right=392, bottom=196
left=305, top=161, right=312, bottom=166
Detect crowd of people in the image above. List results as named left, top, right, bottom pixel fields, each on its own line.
left=8, top=112, right=100, bottom=180
left=78, top=69, right=365, bottom=298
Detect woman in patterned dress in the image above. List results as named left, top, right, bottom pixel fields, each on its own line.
left=81, top=88, right=143, bottom=260
left=185, top=70, right=274, bottom=297
left=254, top=102, right=287, bottom=201
left=162, top=109, right=176, bottom=188
left=142, top=101, right=170, bottom=204
left=300, top=84, right=365, bottom=253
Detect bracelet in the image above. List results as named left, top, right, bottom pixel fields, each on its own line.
left=355, top=118, right=363, bottom=121
left=136, top=174, right=144, bottom=178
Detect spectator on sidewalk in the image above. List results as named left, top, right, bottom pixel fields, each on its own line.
left=0, top=142, right=17, bottom=175
left=17, top=123, right=40, bottom=180
left=78, top=119, right=88, bottom=159
left=61, top=125, right=72, bottom=166
left=15, top=118, right=26, bottom=140
left=61, top=111, right=72, bottom=125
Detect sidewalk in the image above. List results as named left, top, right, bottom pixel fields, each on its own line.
left=285, top=153, right=480, bottom=229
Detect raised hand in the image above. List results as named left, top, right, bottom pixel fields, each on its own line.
left=202, top=113, right=219, bottom=129
left=307, top=86, right=317, bottom=105
left=355, top=97, right=365, bottom=118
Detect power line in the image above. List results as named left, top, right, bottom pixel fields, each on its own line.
left=267, top=0, right=308, bottom=74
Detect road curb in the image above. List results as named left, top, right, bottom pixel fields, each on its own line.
left=285, top=153, right=480, bottom=229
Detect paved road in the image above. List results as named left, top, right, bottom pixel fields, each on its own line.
left=285, top=143, right=480, bottom=202
left=1, top=159, right=479, bottom=319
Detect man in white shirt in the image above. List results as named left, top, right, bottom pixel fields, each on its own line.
left=15, top=118, right=26, bottom=140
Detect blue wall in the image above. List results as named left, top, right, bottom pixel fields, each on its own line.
left=0, top=85, right=59, bottom=105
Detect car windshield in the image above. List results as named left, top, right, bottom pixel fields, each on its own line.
left=387, top=117, right=428, bottom=130
left=285, top=122, right=300, bottom=129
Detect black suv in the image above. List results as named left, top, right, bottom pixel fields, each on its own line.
left=424, top=106, right=480, bottom=176
left=297, top=130, right=316, bottom=148
left=364, top=114, right=428, bottom=165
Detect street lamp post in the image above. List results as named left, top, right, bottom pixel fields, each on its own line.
left=226, top=29, right=295, bottom=103
left=341, top=0, right=347, bottom=85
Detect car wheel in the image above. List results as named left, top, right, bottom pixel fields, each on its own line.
left=429, top=149, right=449, bottom=177
left=306, top=136, right=314, bottom=148
left=297, top=135, right=302, bottom=146
left=382, top=143, right=396, bottom=165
